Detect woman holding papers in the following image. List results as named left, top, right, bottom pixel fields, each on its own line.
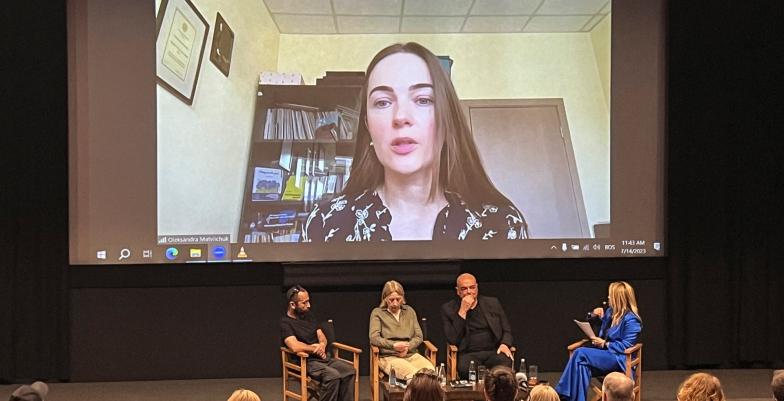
left=303, top=42, right=528, bottom=242
left=555, top=281, right=642, bottom=401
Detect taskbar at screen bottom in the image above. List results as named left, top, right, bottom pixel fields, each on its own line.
left=79, top=238, right=664, bottom=265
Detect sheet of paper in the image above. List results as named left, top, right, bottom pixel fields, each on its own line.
left=574, top=319, right=596, bottom=338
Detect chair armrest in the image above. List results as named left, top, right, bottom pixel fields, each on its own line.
left=333, top=342, right=362, bottom=355
left=370, top=345, right=380, bottom=355
left=423, top=340, right=438, bottom=353
left=281, top=346, right=309, bottom=358
left=624, top=343, right=642, bottom=354
left=448, top=344, right=458, bottom=353
left=567, top=339, right=590, bottom=351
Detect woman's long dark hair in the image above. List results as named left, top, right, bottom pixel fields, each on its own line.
left=343, top=42, right=514, bottom=211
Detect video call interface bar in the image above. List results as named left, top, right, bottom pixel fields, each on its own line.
left=89, top=238, right=663, bottom=264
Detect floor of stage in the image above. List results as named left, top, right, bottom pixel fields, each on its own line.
left=1, top=369, right=778, bottom=401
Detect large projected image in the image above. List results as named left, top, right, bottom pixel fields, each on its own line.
left=68, top=0, right=665, bottom=264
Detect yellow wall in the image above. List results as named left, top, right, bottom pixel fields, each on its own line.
left=277, top=31, right=611, bottom=234
left=156, top=0, right=279, bottom=241
left=591, top=15, right=612, bottom=109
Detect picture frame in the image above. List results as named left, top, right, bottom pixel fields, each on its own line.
left=209, top=12, right=235, bottom=77
left=155, top=0, right=209, bottom=105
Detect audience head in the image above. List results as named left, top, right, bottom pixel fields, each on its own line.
left=226, top=388, right=261, bottom=401
left=379, top=280, right=406, bottom=313
left=602, top=372, right=634, bottom=401
left=484, top=366, right=518, bottom=401
left=9, top=381, right=48, bottom=401
left=529, top=384, right=559, bottom=401
left=676, top=372, right=725, bottom=401
left=403, top=369, right=444, bottom=401
left=772, top=371, right=784, bottom=401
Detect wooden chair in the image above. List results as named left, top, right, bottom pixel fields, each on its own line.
left=446, top=344, right=516, bottom=381
left=566, top=339, right=643, bottom=401
left=281, top=320, right=362, bottom=401
left=370, top=317, right=438, bottom=401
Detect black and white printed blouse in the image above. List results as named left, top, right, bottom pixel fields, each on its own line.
left=302, top=190, right=529, bottom=242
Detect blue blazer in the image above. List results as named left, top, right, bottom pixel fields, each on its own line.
left=598, top=308, right=642, bottom=367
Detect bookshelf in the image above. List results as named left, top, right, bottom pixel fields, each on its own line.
left=239, top=79, right=363, bottom=244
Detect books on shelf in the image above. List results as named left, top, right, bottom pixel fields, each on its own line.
left=281, top=175, right=305, bottom=201
left=251, top=167, right=284, bottom=201
left=260, top=104, right=359, bottom=142
left=244, top=210, right=301, bottom=243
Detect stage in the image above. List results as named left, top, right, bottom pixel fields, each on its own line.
left=1, top=370, right=777, bottom=401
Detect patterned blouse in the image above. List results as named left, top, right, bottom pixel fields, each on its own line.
left=302, top=190, right=529, bottom=242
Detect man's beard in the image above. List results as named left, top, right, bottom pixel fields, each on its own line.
left=294, top=307, right=309, bottom=319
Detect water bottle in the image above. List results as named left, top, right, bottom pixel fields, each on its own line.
left=515, top=358, right=528, bottom=385
left=437, top=363, right=447, bottom=387
left=468, top=360, right=477, bottom=383
left=390, top=367, right=397, bottom=386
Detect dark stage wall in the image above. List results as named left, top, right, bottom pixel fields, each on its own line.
left=2, top=0, right=782, bottom=383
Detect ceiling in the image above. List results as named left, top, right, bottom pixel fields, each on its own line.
left=263, top=0, right=611, bottom=34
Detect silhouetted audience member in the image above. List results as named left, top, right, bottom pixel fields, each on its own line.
left=602, top=372, right=634, bottom=401
left=772, top=371, right=784, bottom=401
left=484, top=366, right=518, bottom=401
left=226, top=388, right=261, bottom=401
left=676, top=373, right=725, bottom=401
left=402, top=369, right=444, bottom=401
left=529, top=385, right=560, bottom=401
left=9, top=381, right=48, bottom=401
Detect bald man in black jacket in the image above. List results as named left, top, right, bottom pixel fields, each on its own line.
left=441, top=273, right=514, bottom=379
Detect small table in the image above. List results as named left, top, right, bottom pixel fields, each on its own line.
left=382, top=380, right=540, bottom=401
left=382, top=381, right=484, bottom=401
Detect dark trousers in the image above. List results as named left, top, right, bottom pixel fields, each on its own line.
left=457, top=350, right=513, bottom=379
left=307, top=358, right=355, bottom=401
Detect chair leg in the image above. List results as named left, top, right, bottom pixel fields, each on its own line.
left=590, top=383, right=603, bottom=401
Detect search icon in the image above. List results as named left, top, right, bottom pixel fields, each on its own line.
left=118, top=248, right=131, bottom=261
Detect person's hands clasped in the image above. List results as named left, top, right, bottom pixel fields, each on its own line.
left=311, top=342, right=327, bottom=359
left=393, top=341, right=410, bottom=357
left=496, top=343, right=513, bottom=359
left=590, top=337, right=606, bottom=348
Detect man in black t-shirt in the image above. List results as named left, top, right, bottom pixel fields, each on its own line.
left=281, top=285, right=354, bottom=401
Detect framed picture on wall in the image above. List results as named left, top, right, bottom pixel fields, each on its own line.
left=209, top=12, right=235, bottom=77
left=155, top=0, right=210, bottom=105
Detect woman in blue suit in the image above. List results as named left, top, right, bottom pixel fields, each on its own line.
left=555, top=281, right=642, bottom=401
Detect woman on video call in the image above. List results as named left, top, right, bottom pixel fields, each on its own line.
left=303, top=42, right=528, bottom=242
left=555, top=281, right=642, bottom=401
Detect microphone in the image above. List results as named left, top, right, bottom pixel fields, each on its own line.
left=586, top=301, right=608, bottom=320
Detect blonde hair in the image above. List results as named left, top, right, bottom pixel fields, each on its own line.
left=379, top=280, right=406, bottom=308
left=529, top=385, right=560, bottom=401
left=227, top=388, right=261, bottom=401
left=676, top=373, right=725, bottom=401
left=608, top=281, right=641, bottom=327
